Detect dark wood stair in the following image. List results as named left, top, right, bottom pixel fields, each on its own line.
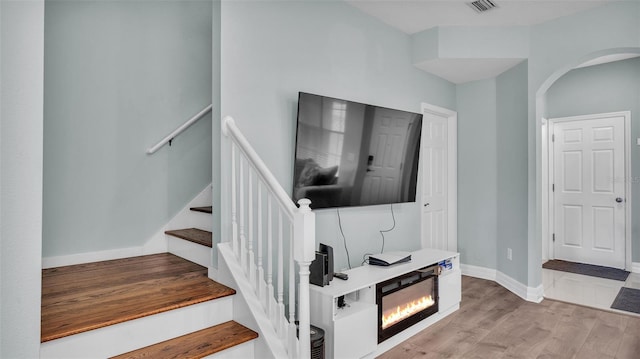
left=41, top=253, right=234, bottom=342
left=165, top=228, right=212, bottom=248
left=190, top=206, right=212, bottom=214
left=110, top=320, right=258, bottom=359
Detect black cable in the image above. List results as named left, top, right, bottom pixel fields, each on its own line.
left=379, top=204, right=396, bottom=254
left=337, top=208, right=352, bottom=269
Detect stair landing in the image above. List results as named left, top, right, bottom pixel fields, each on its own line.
left=41, top=253, right=235, bottom=342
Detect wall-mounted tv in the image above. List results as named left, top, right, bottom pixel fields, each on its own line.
left=292, top=92, right=423, bottom=210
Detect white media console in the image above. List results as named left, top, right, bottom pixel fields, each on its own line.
left=309, top=248, right=461, bottom=358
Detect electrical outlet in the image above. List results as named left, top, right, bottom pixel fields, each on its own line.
left=507, top=248, right=513, bottom=261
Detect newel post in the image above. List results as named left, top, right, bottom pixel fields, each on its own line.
left=295, top=198, right=315, bottom=359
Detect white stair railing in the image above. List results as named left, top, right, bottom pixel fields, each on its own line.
left=222, top=116, right=315, bottom=359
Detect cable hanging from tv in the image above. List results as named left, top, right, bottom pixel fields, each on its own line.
left=337, top=208, right=352, bottom=269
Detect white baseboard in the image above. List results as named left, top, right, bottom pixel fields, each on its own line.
left=632, top=262, right=640, bottom=274
left=495, top=271, right=543, bottom=303
left=460, top=263, right=497, bottom=281
left=461, top=263, right=542, bottom=303
left=42, top=245, right=164, bottom=269
left=42, top=184, right=212, bottom=268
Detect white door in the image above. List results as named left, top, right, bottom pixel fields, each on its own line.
left=361, top=108, right=411, bottom=205
left=552, top=115, right=626, bottom=269
left=421, top=111, right=448, bottom=250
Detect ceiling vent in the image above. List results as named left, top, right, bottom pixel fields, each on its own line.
left=468, top=0, right=498, bottom=13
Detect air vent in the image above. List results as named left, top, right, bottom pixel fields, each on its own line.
left=468, top=0, right=498, bottom=13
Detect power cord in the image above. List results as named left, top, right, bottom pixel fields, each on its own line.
left=362, top=204, right=396, bottom=265
left=337, top=208, right=352, bottom=269
left=378, top=203, right=396, bottom=254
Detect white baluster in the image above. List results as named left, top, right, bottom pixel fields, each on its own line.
left=257, top=183, right=265, bottom=304
left=295, top=199, right=315, bottom=359
left=231, top=144, right=238, bottom=255
left=288, top=223, right=297, bottom=356
left=267, top=195, right=275, bottom=321
left=248, top=168, right=256, bottom=288
left=277, top=210, right=285, bottom=338
left=239, top=158, right=247, bottom=272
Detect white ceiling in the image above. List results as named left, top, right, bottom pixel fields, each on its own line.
left=346, top=0, right=620, bottom=83
left=346, top=0, right=616, bottom=34
left=415, top=58, right=526, bottom=84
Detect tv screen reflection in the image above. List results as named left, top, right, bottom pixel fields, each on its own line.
left=293, top=92, right=422, bottom=209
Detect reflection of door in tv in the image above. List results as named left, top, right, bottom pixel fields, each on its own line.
left=361, top=108, right=412, bottom=205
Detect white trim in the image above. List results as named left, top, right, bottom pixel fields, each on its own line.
left=541, top=118, right=550, bottom=262
left=420, top=103, right=457, bottom=252
left=495, top=271, right=544, bottom=303
left=460, top=263, right=497, bottom=281
left=632, top=262, right=640, bottom=274
left=461, top=263, right=543, bottom=303
left=545, top=111, right=632, bottom=271
left=41, top=246, right=160, bottom=269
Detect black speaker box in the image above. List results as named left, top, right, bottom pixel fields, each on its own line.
left=310, top=252, right=330, bottom=287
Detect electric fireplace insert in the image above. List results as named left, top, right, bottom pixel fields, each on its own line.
left=376, top=264, right=440, bottom=343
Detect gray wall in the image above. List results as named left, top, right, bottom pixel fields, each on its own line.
left=455, top=61, right=528, bottom=284
left=496, top=61, right=529, bottom=283
left=220, top=0, right=456, bottom=270
left=456, top=79, right=498, bottom=270
left=43, top=0, right=213, bottom=257
left=527, top=0, right=640, bottom=286
left=1, top=0, right=44, bottom=356
left=546, top=57, right=640, bottom=262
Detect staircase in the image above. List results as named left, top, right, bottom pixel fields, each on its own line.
left=41, top=117, right=317, bottom=358
left=40, top=206, right=258, bottom=359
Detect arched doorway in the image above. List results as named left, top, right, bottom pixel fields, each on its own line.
left=536, top=47, right=640, bottom=309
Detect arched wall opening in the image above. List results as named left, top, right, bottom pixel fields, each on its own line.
left=534, top=47, right=640, bottom=287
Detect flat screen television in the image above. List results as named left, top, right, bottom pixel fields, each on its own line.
left=292, top=92, right=423, bottom=210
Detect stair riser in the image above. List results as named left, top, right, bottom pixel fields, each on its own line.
left=168, top=236, right=212, bottom=268
left=188, top=211, right=213, bottom=232
left=203, top=340, right=255, bottom=359
left=168, top=186, right=213, bottom=232
left=40, top=296, right=233, bottom=358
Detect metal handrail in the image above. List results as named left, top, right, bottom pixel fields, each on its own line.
left=146, top=104, right=212, bottom=154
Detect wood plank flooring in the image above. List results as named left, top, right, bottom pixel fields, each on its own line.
left=379, top=276, right=640, bottom=359
left=41, top=253, right=234, bottom=342
left=110, top=321, right=258, bottom=359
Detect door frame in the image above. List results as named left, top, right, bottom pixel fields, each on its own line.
left=544, top=111, right=631, bottom=270
left=420, top=102, right=457, bottom=251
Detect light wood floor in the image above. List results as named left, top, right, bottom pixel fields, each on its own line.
left=379, top=276, right=640, bottom=359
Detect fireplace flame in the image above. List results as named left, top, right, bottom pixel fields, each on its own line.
left=381, top=295, right=435, bottom=329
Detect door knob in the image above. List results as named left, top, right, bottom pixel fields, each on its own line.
left=616, top=197, right=623, bottom=203
left=424, top=203, right=430, bottom=207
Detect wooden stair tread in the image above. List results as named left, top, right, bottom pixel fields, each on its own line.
left=110, top=321, right=258, bottom=359
left=190, top=206, right=212, bottom=214
left=41, top=253, right=234, bottom=342
left=165, top=228, right=212, bottom=248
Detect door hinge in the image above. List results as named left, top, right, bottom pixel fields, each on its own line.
left=552, top=134, right=555, bottom=142
left=552, top=184, right=555, bottom=192
left=552, top=233, right=556, bottom=242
